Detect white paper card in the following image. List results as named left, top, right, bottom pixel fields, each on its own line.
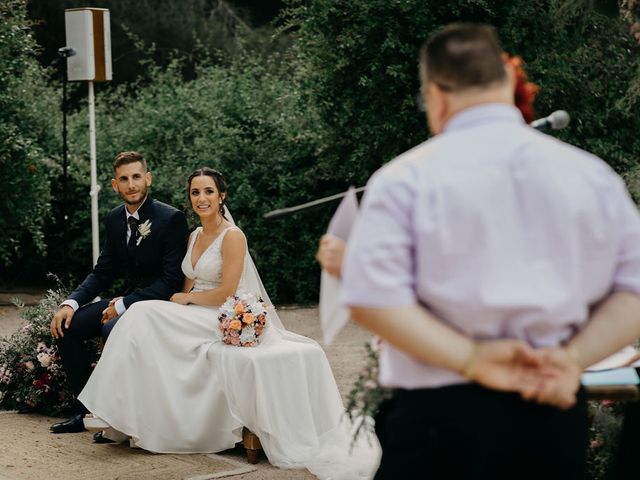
left=319, top=187, right=359, bottom=345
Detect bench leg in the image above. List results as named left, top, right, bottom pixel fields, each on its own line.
left=242, top=427, right=262, bottom=464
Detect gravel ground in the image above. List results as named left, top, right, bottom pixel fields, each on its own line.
left=0, top=297, right=374, bottom=480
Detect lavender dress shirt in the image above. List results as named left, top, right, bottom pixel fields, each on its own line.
left=341, top=103, right=640, bottom=389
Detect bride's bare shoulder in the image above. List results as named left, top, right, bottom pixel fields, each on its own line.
left=222, top=227, right=246, bottom=247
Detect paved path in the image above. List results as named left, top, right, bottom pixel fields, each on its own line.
left=0, top=297, right=373, bottom=480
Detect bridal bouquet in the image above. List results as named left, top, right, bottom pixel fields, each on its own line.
left=218, top=292, right=268, bottom=347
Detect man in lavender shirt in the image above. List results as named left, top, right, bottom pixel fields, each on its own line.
left=341, top=23, right=640, bottom=479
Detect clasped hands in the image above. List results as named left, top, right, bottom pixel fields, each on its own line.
left=466, top=339, right=582, bottom=410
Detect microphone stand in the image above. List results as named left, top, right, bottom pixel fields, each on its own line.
left=263, top=186, right=366, bottom=219
left=264, top=112, right=569, bottom=220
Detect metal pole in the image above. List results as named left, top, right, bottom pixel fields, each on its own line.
left=62, top=67, right=68, bottom=218
left=88, top=81, right=101, bottom=266
left=61, top=58, right=69, bottom=268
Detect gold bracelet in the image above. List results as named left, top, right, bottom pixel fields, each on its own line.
left=462, top=343, right=479, bottom=379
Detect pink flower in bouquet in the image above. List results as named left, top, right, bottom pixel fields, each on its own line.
left=229, top=336, right=241, bottom=346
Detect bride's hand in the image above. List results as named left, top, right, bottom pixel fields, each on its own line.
left=170, top=293, right=191, bottom=305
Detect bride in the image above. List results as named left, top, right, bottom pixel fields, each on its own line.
left=78, top=167, right=377, bottom=478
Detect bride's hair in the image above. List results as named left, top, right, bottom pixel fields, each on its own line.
left=187, top=167, right=228, bottom=219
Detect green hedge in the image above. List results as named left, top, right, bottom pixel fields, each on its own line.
left=0, top=0, right=60, bottom=271
left=5, top=0, right=640, bottom=305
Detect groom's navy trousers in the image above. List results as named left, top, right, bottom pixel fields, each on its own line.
left=58, top=299, right=118, bottom=411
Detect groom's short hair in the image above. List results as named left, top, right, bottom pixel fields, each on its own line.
left=419, top=23, right=507, bottom=93
left=113, top=151, right=147, bottom=172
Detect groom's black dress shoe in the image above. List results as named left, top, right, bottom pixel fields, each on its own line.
left=50, top=414, right=86, bottom=433
left=93, top=431, right=115, bottom=444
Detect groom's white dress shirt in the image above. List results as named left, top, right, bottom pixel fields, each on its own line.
left=341, top=103, right=640, bottom=389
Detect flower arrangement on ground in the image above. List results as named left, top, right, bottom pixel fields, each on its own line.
left=0, top=280, right=100, bottom=415
left=218, top=292, right=268, bottom=347
left=345, top=337, right=393, bottom=447
left=587, top=400, right=624, bottom=480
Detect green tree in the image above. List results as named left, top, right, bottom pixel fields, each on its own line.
left=284, top=0, right=640, bottom=185
left=0, top=0, right=59, bottom=274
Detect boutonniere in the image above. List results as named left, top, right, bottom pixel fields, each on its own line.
left=136, top=219, right=152, bottom=246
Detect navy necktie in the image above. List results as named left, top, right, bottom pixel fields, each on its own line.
left=127, top=216, right=139, bottom=249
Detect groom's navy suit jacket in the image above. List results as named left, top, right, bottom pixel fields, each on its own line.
left=68, top=197, right=189, bottom=309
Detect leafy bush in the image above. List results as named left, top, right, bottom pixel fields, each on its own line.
left=0, top=0, right=60, bottom=271
left=587, top=400, right=624, bottom=480
left=8, top=0, right=640, bottom=305
left=284, top=0, right=640, bottom=179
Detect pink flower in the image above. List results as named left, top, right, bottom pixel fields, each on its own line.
left=229, top=336, right=241, bottom=346
left=364, top=380, right=378, bottom=390
left=37, top=353, right=52, bottom=368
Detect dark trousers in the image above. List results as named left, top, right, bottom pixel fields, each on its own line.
left=57, top=299, right=120, bottom=413
left=616, top=400, right=640, bottom=479
left=374, top=384, right=588, bottom=480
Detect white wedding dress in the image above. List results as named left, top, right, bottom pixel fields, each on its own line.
left=78, top=225, right=378, bottom=479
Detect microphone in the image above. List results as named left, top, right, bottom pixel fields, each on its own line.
left=529, top=110, right=570, bottom=131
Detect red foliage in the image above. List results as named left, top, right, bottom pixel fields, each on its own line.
left=506, top=55, right=539, bottom=123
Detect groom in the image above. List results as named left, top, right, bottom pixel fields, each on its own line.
left=49, top=151, right=189, bottom=435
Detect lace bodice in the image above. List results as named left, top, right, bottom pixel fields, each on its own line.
left=181, top=226, right=240, bottom=292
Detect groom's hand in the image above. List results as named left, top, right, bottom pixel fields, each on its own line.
left=50, top=305, right=74, bottom=339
